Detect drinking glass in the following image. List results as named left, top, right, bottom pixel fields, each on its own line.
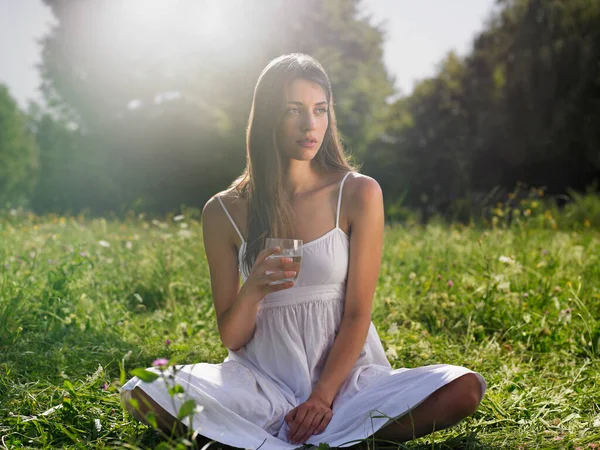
left=265, top=238, right=302, bottom=285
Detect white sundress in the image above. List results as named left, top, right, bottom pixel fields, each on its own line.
left=121, top=172, right=486, bottom=449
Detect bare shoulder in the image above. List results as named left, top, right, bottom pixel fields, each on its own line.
left=202, top=189, right=247, bottom=244
left=344, top=172, right=383, bottom=207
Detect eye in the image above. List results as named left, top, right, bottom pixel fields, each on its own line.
left=316, top=107, right=328, bottom=114
left=286, top=108, right=300, bottom=115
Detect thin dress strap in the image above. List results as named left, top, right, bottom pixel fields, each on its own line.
left=217, top=196, right=245, bottom=244
left=336, top=172, right=352, bottom=228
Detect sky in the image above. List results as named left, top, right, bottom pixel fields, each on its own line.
left=0, top=0, right=498, bottom=110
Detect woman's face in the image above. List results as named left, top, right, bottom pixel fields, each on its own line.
left=276, top=78, right=329, bottom=161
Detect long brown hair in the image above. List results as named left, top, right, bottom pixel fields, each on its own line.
left=230, top=53, right=356, bottom=276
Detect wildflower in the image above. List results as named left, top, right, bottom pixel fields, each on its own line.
left=178, top=229, right=192, bottom=239
left=499, top=255, right=515, bottom=264
left=165, top=338, right=171, bottom=346
left=542, top=249, right=548, bottom=255
left=558, top=308, right=572, bottom=323
left=447, top=280, right=454, bottom=288
left=194, top=405, right=204, bottom=414
left=497, top=282, right=510, bottom=291
left=385, top=347, right=398, bottom=359
left=523, top=293, right=529, bottom=298
left=173, top=214, right=185, bottom=222
left=409, top=272, right=416, bottom=280
left=98, top=240, right=110, bottom=248
left=125, top=241, right=133, bottom=250
left=101, top=382, right=109, bottom=390
left=387, top=323, right=399, bottom=334
left=152, top=358, right=169, bottom=368
left=437, top=274, right=442, bottom=281
left=94, top=418, right=102, bottom=433
left=80, top=251, right=87, bottom=257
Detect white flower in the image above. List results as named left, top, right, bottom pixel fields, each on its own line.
left=387, top=323, right=399, bottom=334
left=499, top=255, right=515, bottom=264
left=385, top=347, right=398, bottom=359
left=98, top=240, right=110, bottom=248
left=178, top=230, right=192, bottom=239
left=94, top=418, right=102, bottom=432
left=497, top=281, right=511, bottom=291
left=408, top=272, right=416, bottom=280
left=193, top=405, right=204, bottom=414
left=173, top=214, right=185, bottom=222
left=125, top=241, right=133, bottom=250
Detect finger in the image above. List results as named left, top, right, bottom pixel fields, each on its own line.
left=263, top=255, right=294, bottom=271
left=297, top=411, right=323, bottom=444
left=264, top=270, right=296, bottom=284
left=313, top=410, right=333, bottom=435
left=254, top=246, right=280, bottom=267
left=290, top=410, right=318, bottom=444
left=288, top=407, right=308, bottom=440
left=284, top=407, right=296, bottom=425
left=268, top=280, right=295, bottom=293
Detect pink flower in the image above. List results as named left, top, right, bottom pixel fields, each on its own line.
left=152, top=358, right=169, bottom=368
left=165, top=338, right=171, bottom=346
left=101, top=382, right=108, bottom=390
left=523, top=293, right=529, bottom=297
left=447, top=280, right=454, bottom=288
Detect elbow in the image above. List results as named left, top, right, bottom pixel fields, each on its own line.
left=221, top=337, right=242, bottom=352
left=219, top=328, right=247, bottom=352
left=219, top=332, right=242, bottom=352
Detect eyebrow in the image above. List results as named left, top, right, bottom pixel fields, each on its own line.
left=287, top=101, right=328, bottom=106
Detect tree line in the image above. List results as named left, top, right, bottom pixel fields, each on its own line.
left=0, top=0, right=598, bottom=219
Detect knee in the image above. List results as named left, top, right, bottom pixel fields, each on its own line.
left=453, top=373, right=482, bottom=417
left=121, top=388, right=146, bottom=422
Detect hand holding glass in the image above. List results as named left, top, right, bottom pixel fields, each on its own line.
left=265, top=238, right=302, bottom=285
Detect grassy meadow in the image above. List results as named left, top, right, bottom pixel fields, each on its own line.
left=1, top=207, right=599, bottom=449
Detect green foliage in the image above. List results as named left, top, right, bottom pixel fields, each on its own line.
left=0, top=84, right=39, bottom=207
left=365, top=0, right=600, bottom=215
left=1, top=212, right=599, bottom=448
left=34, top=0, right=393, bottom=214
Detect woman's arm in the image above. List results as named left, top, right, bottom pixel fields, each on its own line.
left=285, top=175, right=385, bottom=444
left=202, top=195, right=297, bottom=351
left=202, top=195, right=258, bottom=351
left=311, top=174, right=385, bottom=405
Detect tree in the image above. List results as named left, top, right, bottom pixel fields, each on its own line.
left=0, top=84, right=39, bottom=208
left=36, top=0, right=393, bottom=213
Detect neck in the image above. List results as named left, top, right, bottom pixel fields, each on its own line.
left=282, top=159, right=323, bottom=197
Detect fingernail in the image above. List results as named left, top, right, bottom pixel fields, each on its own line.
left=287, top=271, right=296, bottom=276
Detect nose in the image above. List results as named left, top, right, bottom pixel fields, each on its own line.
left=301, top=111, right=316, bottom=131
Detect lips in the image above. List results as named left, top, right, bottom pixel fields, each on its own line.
left=297, top=138, right=317, bottom=143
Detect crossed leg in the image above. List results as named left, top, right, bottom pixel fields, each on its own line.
left=123, top=373, right=483, bottom=448
left=368, top=373, right=483, bottom=443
